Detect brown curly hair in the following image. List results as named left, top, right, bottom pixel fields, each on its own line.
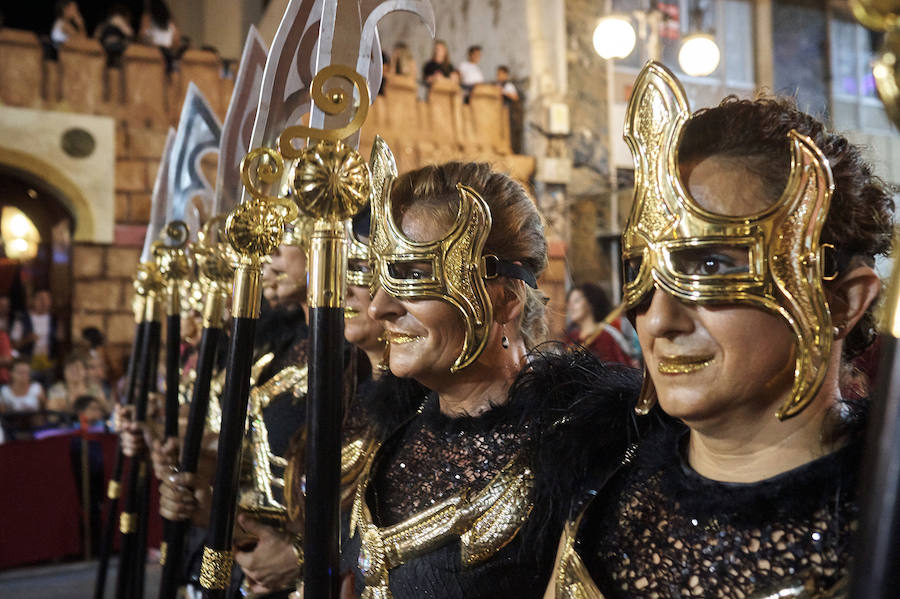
left=678, top=95, right=895, bottom=358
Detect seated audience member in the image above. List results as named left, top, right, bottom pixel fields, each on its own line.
left=50, top=0, right=86, bottom=46
left=458, top=44, right=485, bottom=100
left=74, top=394, right=107, bottom=427
left=47, top=352, right=103, bottom=413
left=139, top=0, right=185, bottom=71
left=82, top=327, right=114, bottom=401
left=94, top=4, right=134, bottom=66
left=10, top=289, right=60, bottom=382
left=422, top=40, right=458, bottom=88
left=564, top=283, right=640, bottom=367
left=0, top=357, right=45, bottom=412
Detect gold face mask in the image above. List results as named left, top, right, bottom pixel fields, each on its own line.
left=623, top=61, right=835, bottom=420
left=371, top=170, right=537, bottom=372
left=346, top=136, right=398, bottom=291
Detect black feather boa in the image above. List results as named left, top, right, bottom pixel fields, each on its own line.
left=515, top=345, right=644, bottom=549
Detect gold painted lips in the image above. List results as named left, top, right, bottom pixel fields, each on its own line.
left=385, top=331, right=423, bottom=344
left=657, top=354, right=714, bottom=374
left=344, top=306, right=360, bottom=318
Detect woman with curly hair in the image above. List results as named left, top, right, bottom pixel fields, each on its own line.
left=546, top=62, right=894, bottom=599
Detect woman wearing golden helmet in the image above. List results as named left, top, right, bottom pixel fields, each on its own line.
left=546, top=62, right=894, bottom=599
left=342, top=156, right=641, bottom=598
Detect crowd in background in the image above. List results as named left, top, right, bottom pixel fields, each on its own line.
left=0, top=287, right=119, bottom=443
left=47, top=0, right=186, bottom=70
left=380, top=39, right=524, bottom=152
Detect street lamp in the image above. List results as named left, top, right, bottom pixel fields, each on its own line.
left=593, top=16, right=637, bottom=60
left=678, top=32, right=720, bottom=76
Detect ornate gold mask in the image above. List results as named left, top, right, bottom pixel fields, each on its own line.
left=346, top=136, right=398, bottom=291
left=623, top=62, right=835, bottom=420
left=371, top=181, right=494, bottom=372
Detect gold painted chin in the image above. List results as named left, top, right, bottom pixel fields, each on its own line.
left=657, top=355, right=714, bottom=374
left=386, top=332, right=423, bottom=345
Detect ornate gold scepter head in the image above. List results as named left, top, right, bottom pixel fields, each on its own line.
left=194, top=216, right=236, bottom=328
left=200, top=146, right=299, bottom=596
left=228, top=149, right=299, bottom=318
left=153, top=221, right=192, bottom=321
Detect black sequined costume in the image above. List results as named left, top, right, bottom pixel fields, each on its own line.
left=345, top=349, right=642, bottom=599
left=565, top=414, right=862, bottom=599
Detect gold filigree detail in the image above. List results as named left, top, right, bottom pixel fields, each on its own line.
left=620, top=61, right=835, bottom=419
left=372, top=182, right=494, bottom=372
left=238, top=362, right=309, bottom=523
left=292, top=140, right=372, bottom=221
left=352, top=451, right=534, bottom=598
left=554, top=517, right=607, bottom=599
left=278, top=64, right=371, bottom=155
left=199, top=546, right=234, bottom=590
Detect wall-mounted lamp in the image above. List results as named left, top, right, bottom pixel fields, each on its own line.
left=678, top=32, right=720, bottom=76
left=593, top=15, right=637, bottom=60
left=678, top=0, right=720, bottom=76
left=1, top=207, right=40, bottom=261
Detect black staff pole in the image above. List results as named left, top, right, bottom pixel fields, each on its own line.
left=94, top=295, right=145, bottom=599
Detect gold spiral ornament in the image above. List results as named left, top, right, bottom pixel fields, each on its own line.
left=195, top=216, right=236, bottom=284
left=292, top=140, right=372, bottom=221
left=850, top=0, right=899, bottom=31
left=279, top=64, right=371, bottom=157
left=153, top=220, right=192, bottom=282
left=850, top=1, right=900, bottom=130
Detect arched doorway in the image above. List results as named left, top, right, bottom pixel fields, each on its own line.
left=0, top=166, right=75, bottom=352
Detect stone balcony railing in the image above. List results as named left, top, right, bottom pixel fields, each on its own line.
left=0, top=28, right=532, bottom=179
left=0, top=28, right=549, bottom=355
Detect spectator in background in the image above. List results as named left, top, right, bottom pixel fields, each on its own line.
left=81, top=326, right=115, bottom=400
left=47, top=352, right=104, bottom=414
left=0, top=298, right=14, bottom=384
left=139, top=0, right=184, bottom=71
left=496, top=65, right=523, bottom=154
left=10, top=289, right=60, bottom=381
left=50, top=0, right=86, bottom=46
left=0, top=358, right=45, bottom=412
left=94, top=4, right=134, bottom=67
left=422, top=40, right=458, bottom=88
left=390, top=42, right=416, bottom=78
left=564, top=283, right=640, bottom=367
left=74, top=394, right=107, bottom=426
left=496, top=65, right=519, bottom=102
left=458, top=45, right=485, bottom=101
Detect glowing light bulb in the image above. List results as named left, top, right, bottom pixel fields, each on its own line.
left=678, top=34, right=720, bottom=77
left=593, top=16, right=637, bottom=60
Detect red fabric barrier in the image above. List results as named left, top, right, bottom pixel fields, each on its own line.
left=0, top=432, right=162, bottom=570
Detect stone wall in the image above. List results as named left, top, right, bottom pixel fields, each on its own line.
left=0, top=27, right=542, bottom=358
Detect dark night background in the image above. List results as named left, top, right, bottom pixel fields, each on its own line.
left=2, top=2, right=148, bottom=36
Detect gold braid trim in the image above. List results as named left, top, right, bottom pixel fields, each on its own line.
left=200, top=547, right=234, bottom=590
left=107, top=480, right=121, bottom=499
left=119, top=512, right=137, bottom=534
left=159, top=542, right=168, bottom=566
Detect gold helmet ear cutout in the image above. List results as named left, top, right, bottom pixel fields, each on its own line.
left=622, top=61, right=835, bottom=420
